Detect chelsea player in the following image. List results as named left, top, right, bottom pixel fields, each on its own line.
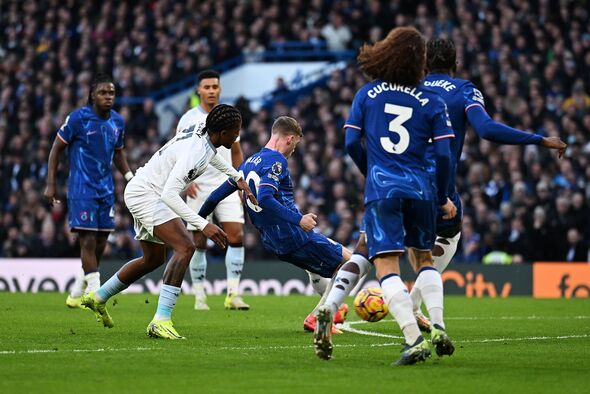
left=44, top=73, right=133, bottom=309
left=410, top=38, right=567, bottom=328
left=198, top=116, right=362, bottom=333
left=314, top=27, right=457, bottom=365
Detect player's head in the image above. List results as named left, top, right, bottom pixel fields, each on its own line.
left=271, top=116, right=302, bottom=158
left=205, top=104, right=242, bottom=149
left=197, top=69, right=221, bottom=111
left=87, top=73, right=115, bottom=112
left=427, top=38, right=457, bottom=74
left=357, top=26, right=425, bottom=87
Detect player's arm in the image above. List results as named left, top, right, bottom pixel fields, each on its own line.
left=344, top=89, right=367, bottom=175
left=466, top=105, right=566, bottom=157
left=231, top=140, right=244, bottom=169
left=44, top=135, right=67, bottom=205
left=198, top=179, right=239, bottom=218
left=161, top=157, right=227, bottom=247
left=113, top=148, right=134, bottom=181
left=257, top=185, right=304, bottom=226
left=345, top=127, right=367, bottom=177
left=431, top=98, right=457, bottom=219
left=209, top=154, right=257, bottom=205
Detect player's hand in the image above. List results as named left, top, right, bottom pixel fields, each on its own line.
left=541, top=137, right=567, bottom=159
left=235, top=178, right=258, bottom=206
left=202, top=223, right=227, bottom=249
left=441, top=198, right=457, bottom=220
left=185, top=182, right=199, bottom=199
left=300, top=213, right=317, bottom=232
left=43, top=184, right=61, bottom=206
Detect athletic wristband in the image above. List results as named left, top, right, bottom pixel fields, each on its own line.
left=124, top=171, right=134, bottom=181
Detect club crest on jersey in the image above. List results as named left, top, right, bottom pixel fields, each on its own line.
left=80, top=211, right=89, bottom=221
left=271, top=162, right=282, bottom=175
left=184, top=168, right=198, bottom=182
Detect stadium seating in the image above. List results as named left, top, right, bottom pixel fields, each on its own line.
left=0, top=0, right=588, bottom=262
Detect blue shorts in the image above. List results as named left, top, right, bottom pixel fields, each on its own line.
left=436, top=192, right=463, bottom=237
left=365, top=198, right=436, bottom=260
left=276, top=231, right=343, bottom=278
left=68, top=195, right=115, bottom=232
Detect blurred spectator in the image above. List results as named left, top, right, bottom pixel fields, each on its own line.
left=565, top=228, right=589, bottom=262
left=1, top=0, right=589, bottom=262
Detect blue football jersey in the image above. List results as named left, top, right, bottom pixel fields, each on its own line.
left=423, top=74, right=485, bottom=196
left=57, top=105, right=125, bottom=199
left=345, top=80, right=454, bottom=204
left=239, top=148, right=309, bottom=254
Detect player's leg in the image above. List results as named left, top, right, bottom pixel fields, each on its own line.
left=405, top=200, right=454, bottom=357
left=66, top=268, right=86, bottom=308
left=322, top=233, right=372, bottom=318
left=221, top=221, right=249, bottom=310
left=146, top=218, right=197, bottom=339
left=78, top=231, right=102, bottom=293
left=66, top=198, right=102, bottom=306
left=370, top=198, right=430, bottom=365
left=186, top=188, right=210, bottom=309
left=410, top=207, right=462, bottom=331
left=190, top=230, right=210, bottom=310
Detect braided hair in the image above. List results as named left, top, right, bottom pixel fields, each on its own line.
left=203, top=104, right=242, bottom=135
left=426, top=38, right=456, bottom=74
left=87, top=72, right=115, bottom=105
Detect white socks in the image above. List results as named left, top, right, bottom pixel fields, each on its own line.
left=410, top=232, right=459, bottom=314
left=380, top=273, right=421, bottom=345
left=308, top=271, right=330, bottom=295
left=190, top=249, right=207, bottom=297
left=84, top=272, right=101, bottom=293
left=70, top=268, right=86, bottom=298
left=324, top=254, right=372, bottom=314
left=433, top=232, right=461, bottom=273
left=226, top=246, right=244, bottom=297
left=413, top=267, right=445, bottom=328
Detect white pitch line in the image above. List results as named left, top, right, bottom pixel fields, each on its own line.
left=346, top=315, right=590, bottom=326
left=0, top=347, right=156, bottom=355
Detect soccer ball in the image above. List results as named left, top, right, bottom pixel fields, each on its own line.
left=353, top=287, right=389, bottom=322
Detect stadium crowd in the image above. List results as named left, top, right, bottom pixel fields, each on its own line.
left=1, top=0, right=589, bottom=263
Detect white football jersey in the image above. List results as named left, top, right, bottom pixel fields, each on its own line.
left=133, top=122, right=240, bottom=229
left=176, top=105, right=238, bottom=190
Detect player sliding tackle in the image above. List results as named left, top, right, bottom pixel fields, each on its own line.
left=198, top=116, right=370, bottom=333
left=81, top=105, right=257, bottom=339
left=410, top=38, right=567, bottom=330
left=314, top=27, right=457, bottom=365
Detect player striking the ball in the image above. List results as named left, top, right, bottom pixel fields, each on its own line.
left=198, top=116, right=368, bottom=333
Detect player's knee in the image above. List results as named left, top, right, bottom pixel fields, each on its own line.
left=78, top=233, right=97, bottom=251
left=176, top=242, right=196, bottom=264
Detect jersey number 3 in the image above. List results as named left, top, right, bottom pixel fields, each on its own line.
left=380, top=104, right=412, bottom=154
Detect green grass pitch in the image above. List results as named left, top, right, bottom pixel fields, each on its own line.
left=1, top=293, right=588, bottom=393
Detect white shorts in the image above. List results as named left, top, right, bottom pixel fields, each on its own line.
left=124, top=181, right=178, bottom=244
left=186, top=188, right=244, bottom=231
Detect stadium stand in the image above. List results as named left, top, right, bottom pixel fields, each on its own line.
left=1, top=0, right=589, bottom=262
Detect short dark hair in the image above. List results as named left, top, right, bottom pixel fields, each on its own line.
left=205, top=104, right=242, bottom=134
left=357, top=27, right=425, bottom=87
left=87, top=72, right=115, bottom=104
left=426, top=38, right=456, bottom=73
left=271, top=116, right=302, bottom=137
left=198, top=69, right=220, bottom=84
